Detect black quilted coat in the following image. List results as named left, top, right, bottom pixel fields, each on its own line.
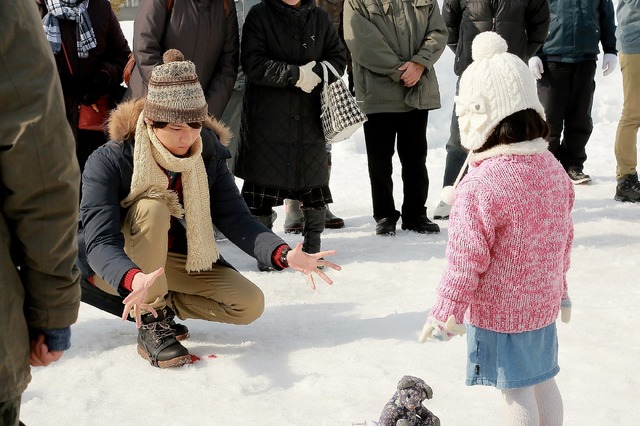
left=234, top=0, right=346, bottom=191
left=443, top=0, right=549, bottom=76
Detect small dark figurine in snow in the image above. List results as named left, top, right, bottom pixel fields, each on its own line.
left=379, top=376, right=440, bottom=426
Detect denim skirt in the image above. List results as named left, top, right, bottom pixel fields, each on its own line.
left=465, top=322, right=559, bottom=389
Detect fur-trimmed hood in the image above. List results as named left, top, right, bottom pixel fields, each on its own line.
left=106, top=98, right=232, bottom=146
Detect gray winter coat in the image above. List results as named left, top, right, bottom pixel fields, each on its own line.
left=1, top=0, right=81, bottom=402
left=616, top=0, right=640, bottom=54
left=125, top=0, right=239, bottom=119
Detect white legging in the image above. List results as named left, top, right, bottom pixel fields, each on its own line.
left=501, top=378, right=563, bottom=426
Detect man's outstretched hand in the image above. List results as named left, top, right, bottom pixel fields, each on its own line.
left=122, top=267, right=165, bottom=328
left=286, top=242, right=341, bottom=290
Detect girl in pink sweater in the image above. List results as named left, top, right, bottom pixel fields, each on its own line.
left=420, top=33, right=574, bottom=425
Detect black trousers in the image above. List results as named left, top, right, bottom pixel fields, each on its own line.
left=537, top=60, right=597, bottom=172
left=362, top=109, right=430, bottom=222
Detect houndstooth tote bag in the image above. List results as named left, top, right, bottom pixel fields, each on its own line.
left=320, top=61, right=367, bottom=143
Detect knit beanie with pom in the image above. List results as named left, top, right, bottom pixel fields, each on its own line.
left=455, top=32, right=545, bottom=152
left=144, top=49, right=208, bottom=123
left=440, top=32, right=546, bottom=205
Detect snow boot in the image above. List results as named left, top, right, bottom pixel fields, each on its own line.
left=256, top=211, right=277, bottom=271
left=615, top=173, right=640, bottom=202
left=302, top=207, right=326, bottom=255
left=324, top=206, right=345, bottom=229
left=284, top=199, right=304, bottom=234
left=433, top=200, right=451, bottom=220
left=137, top=307, right=191, bottom=368
left=81, top=278, right=190, bottom=340
left=325, top=152, right=345, bottom=229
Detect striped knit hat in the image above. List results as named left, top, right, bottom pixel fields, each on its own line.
left=144, top=49, right=208, bottom=123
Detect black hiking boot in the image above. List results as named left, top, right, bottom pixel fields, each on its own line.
left=137, top=307, right=191, bottom=368
left=567, top=168, right=592, bottom=185
left=81, top=278, right=190, bottom=339
left=615, top=173, right=640, bottom=203
left=167, top=316, right=190, bottom=341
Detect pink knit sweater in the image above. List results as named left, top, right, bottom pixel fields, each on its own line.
left=430, top=140, right=575, bottom=333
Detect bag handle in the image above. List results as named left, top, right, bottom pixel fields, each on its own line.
left=61, top=41, right=73, bottom=76
left=320, top=60, right=341, bottom=82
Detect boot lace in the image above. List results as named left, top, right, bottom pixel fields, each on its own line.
left=141, top=318, right=174, bottom=342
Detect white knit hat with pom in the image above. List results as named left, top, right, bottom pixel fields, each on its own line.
left=455, top=32, right=545, bottom=152
left=441, top=32, right=546, bottom=205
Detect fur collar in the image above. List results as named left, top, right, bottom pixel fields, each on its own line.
left=470, top=138, right=549, bottom=163
left=106, top=98, right=232, bottom=146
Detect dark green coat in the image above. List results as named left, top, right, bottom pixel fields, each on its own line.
left=344, top=0, right=448, bottom=113
left=0, top=1, right=81, bottom=402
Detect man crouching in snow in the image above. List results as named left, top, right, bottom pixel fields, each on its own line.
left=77, top=49, right=341, bottom=368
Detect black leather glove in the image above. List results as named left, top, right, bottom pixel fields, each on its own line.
left=80, top=71, right=111, bottom=105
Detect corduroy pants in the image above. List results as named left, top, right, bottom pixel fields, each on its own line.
left=615, top=53, right=640, bottom=180
left=94, top=198, right=264, bottom=325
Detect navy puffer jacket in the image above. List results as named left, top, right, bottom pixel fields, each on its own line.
left=78, top=100, right=285, bottom=291
left=538, top=0, right=617, bottom=62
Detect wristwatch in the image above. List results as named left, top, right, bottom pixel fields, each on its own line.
left=279, top=246, right=291, bottom=267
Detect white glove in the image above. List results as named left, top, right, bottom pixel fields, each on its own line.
left=295, top=61, right=321, bottom=93
left=561, top=297, right=571, bottom=324
left=418, top=315, right=466, bottom=343
left=602, top=53, right=617, bottom=76
left=528, top=56, right=544, bottom=80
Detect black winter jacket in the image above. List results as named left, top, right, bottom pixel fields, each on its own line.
left=443, top=0, right=550, bottom=76
left=78, top=100, right=286, bottom=291
left=37, top=0, right=131, bottom=138
left=234, top=0, right=346, bottom=190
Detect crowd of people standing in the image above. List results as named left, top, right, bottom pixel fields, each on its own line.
left=2, top=0, right=639, bottom=425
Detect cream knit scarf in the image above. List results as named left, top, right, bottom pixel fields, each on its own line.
left=122, top=114, right=219, bottom=272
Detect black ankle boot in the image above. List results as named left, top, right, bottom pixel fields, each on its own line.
left=137, top=307, right=191, bottom=368
left=302, top=207, right=326, bottom=254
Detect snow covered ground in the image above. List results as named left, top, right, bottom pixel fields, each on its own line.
left=19, top=15, right=640, bottom=426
